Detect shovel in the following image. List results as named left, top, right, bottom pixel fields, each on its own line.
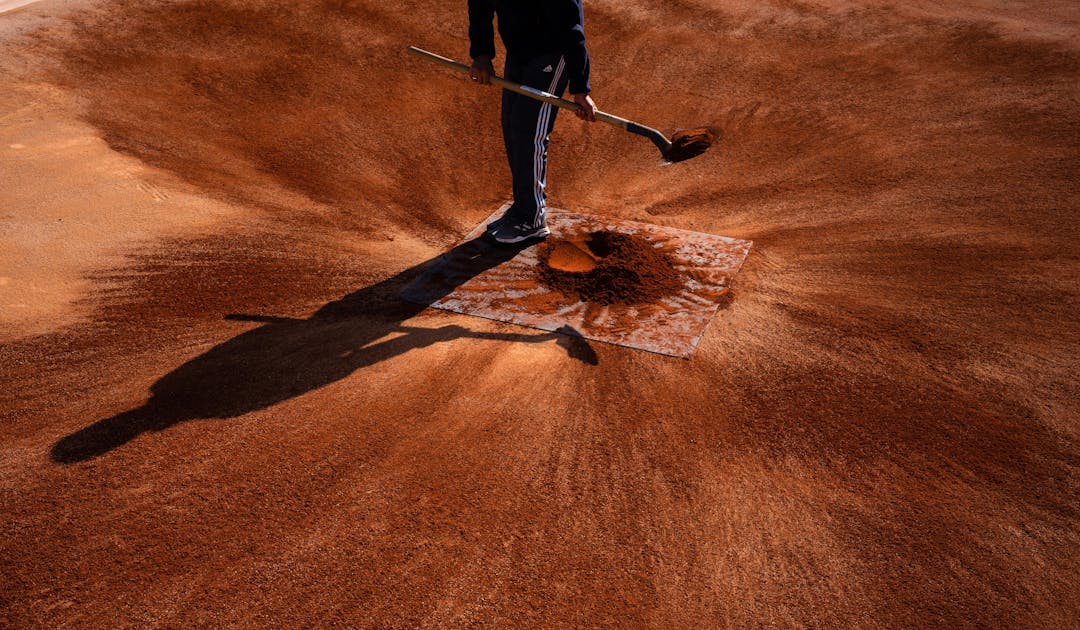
left=408, top=46, right=715, bottom=163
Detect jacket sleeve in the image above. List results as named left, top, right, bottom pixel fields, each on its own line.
left=468, top=0, right=496, bottom=60
left=548, top=0, right=591, bottom=94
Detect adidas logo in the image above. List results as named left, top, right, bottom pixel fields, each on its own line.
left=542, top=64, right=553, bottom=72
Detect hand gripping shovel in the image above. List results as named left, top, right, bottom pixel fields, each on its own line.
left=408, top=46, right=714, bottom=163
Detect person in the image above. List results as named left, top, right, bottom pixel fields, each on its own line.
left=468, top=0, right=598, bottom=244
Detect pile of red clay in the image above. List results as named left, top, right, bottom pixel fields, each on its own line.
left=538, top=231, right=684, bottom=305
left=665, top=127, right=716, bottom=163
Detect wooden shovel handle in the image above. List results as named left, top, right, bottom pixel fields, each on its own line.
left=408, top=46, right=673, bottom=156
left=407, top=46, right=630, bottom=129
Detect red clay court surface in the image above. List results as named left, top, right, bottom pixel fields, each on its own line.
left=1, top=0, right=1079, bottom=627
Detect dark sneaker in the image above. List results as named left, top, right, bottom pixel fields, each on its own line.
left=484, top=213, right=509, bottom=233
left=487, top=221, right=551, bottom=244
left=483, top=208, right=527, bottom=233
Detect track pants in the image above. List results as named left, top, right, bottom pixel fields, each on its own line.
left=501, top=52, right=569, bottom=228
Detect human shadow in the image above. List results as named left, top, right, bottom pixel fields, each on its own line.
left=52, top=237, right=597, bottom=463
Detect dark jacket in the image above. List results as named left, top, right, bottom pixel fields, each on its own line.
left=468, top=0, right=591, bottom=94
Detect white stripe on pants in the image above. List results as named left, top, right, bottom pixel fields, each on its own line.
left=531, top=56, right=565, bottom=226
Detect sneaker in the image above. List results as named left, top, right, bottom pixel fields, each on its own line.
left=487, top=221, right=551, bottom=244
left=484, top=213, right=509, bottom=233
left=483, top=209, right=525, bottom=233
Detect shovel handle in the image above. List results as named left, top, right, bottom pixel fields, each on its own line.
left=408, top=47, right=673, bottom=156
left=408, top=47, right=625, bottom=127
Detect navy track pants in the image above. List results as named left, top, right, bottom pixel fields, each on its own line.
left=501, top=52, right=569, bottom=228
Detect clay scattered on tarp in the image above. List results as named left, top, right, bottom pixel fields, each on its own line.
left=538, top=231, right=684, bottom=305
